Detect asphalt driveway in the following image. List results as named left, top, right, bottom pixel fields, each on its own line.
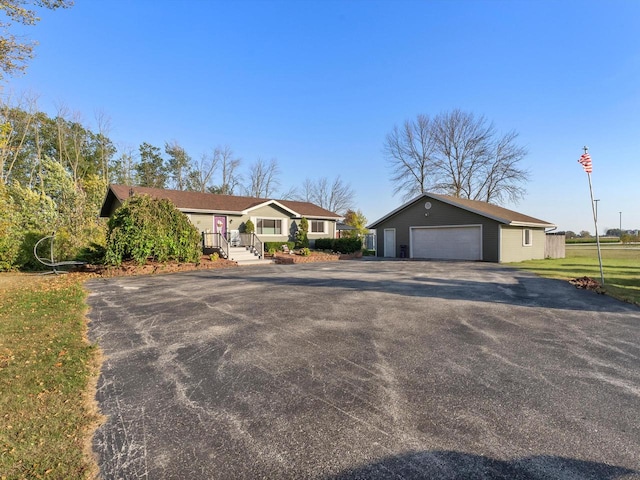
left=86, top=260, right=640, bottom=479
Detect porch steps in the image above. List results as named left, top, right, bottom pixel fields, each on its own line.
left=228, top=246, right=274, bottom=266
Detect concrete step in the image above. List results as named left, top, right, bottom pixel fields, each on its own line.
left=228, top=246, right=265, bottom=265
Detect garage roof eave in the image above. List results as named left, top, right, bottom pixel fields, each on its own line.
left=509, top=221, right=557, bottom=228
left=368, top=193, right=555, bottom=229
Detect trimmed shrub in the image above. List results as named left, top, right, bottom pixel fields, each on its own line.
left=313, top=237, right=362, bottom=254
left=295, top=217, right=309, bottom=248
left=105, top=194, right=201, bottom=265
left=334, top=237, right=362, bottom=253
left=314, top=238, right=334, bottom=250
left=243, top=219, right=255, bottom=234
left=299, top=247, right=311, bottom=256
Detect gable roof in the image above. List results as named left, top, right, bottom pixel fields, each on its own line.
left=368, top=193, right=555, bottom=228
left=100, top=185, right=341, bottom=219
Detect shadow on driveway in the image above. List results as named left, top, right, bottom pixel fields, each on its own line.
left=179, top=260, right=636, bottom=313
left=327, top=451, right=637, bottom=479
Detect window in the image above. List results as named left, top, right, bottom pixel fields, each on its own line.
left=523, top=229, right=532, bottom=246
left=256, top=218, right=282, bottom=235
left=310, top=220, right=326, bottom=234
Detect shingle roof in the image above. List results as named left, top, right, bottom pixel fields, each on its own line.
left=368, top=193, right=555, bottom=228
left=101, top=185, right=341, bottom=219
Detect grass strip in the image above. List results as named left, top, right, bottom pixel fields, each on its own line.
left=0, top=274, right=102, bottom=480
left=512, top=246, right=640, bottom=306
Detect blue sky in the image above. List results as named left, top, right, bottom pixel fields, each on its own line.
left=6, top=0, right=640, bottom=233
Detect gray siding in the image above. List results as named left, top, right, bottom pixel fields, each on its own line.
left=499, top=226, right=546, bottom=262
left=375, top=197, right=500, bottom=262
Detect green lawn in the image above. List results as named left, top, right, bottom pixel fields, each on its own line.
left=512, top=245, right=640, bottom=306
left=0, top=274, right=102, bottom=479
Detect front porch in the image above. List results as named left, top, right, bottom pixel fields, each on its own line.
left=202, top=232, right=266, bottom=264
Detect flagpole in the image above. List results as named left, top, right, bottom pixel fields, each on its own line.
left=582, top=146, right=605, bottom=285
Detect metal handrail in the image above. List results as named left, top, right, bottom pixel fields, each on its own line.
left=218, top=233, right=230, bottom=260
left=202, top=232, right=230, bottom=259
left=251, top=233, right=263, bottom=259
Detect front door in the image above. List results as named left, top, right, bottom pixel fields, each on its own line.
left=384, top=228, right=396, bottom=257
left=214, top=216, right=227, bottom=237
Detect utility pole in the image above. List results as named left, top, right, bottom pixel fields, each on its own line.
left=619, top=211, right=622, bottom=239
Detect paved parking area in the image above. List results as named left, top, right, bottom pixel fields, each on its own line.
left=86, top=260, right=640, bottom=479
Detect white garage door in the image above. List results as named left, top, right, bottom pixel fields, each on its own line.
left=411, top=226, right=482, bottom=260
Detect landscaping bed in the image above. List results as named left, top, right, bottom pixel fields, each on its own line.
left=272, top=251, right=362, bottom=264
left=77, top=255, right=238, bottom=277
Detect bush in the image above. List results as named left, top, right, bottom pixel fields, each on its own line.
left=210, top=252, right=219, bottom=261
left=76, top=242, right=107, bottom=264
left=16, top=230, right=49, bottom=271
left=313, top=237, right=362, bottom=254
left=105, top=194, right=201, bottom=265
left=264, top=241, right=295, bottom=252
left=0, top=185, right=21, bottom=271
left=299, top=247, right=310, bottom=256
left=314, top=238, right=333, bottom=250
left=295, top=217, right=309, bottom=248
left=243, top=219, right=255, bottom=234
left=334, top=237, right=362, bottom=253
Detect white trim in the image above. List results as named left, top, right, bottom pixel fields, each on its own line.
left=244, top=199, right=300, bottom=217
left=409, top=224, right=483, bottom=260
left=252, top=216, right=288, bottom=236
left=510, top=221, right=556, bottom=228
left=309, top=220, right=327, bottom=234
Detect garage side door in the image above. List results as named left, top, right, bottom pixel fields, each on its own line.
left=411, top=226, right=482, bottom=260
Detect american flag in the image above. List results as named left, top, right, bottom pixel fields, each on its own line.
left=578, top=152, right=593, bottom=173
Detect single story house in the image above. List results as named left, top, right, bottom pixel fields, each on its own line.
left=99, top=185, right=342, bottom=248
left=367, top=193, right=556, bottom=263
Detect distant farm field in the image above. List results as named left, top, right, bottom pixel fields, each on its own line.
left=512, top=244, right=640, bottom=306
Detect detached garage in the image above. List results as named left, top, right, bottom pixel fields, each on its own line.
left=368, top=193, right=555, bottom=263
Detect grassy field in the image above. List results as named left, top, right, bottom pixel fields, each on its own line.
left=0, top=274, right=102, bottom=479
left=512, top=245, right=640, bottom=306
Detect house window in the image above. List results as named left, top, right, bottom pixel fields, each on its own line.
left=310, top=220, right=326, bottom=234
left=256, top=218, right=282, bottom=235
left=523, top=229, right=532, bottom=246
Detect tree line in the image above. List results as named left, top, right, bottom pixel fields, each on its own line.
left=0, top=95, right=355, bottom=270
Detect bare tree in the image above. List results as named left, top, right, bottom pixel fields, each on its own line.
left=383, top=114, right=436, bottom=201
left=188, top=150, right=219, bottom=193
left=278, top=185, right=299, bottom=200
left=384, top=109, right=529, bottom=204
left=244, top=157, right=280, bottom=198
left=204, top=145, right=241, bottom=195
left=299, top=176, right=355, bottom=214
left=298, top=178, right=315, bottom=202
